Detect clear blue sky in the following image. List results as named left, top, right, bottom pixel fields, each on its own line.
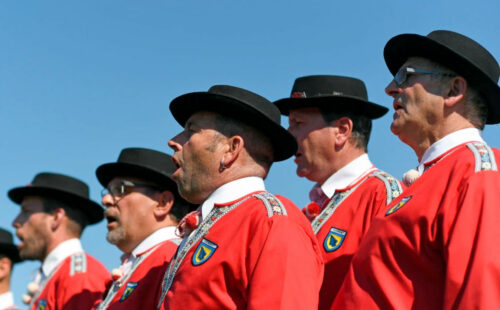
left=1, top=1, right=499, bottom=305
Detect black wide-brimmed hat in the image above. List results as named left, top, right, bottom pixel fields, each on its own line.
left=384, top=30, right=500, bottom=124
left=96, top=147, right=178, bottom=191
left=274, top=75, right=388, bottom=119
left=0, top=228, right=21, bottom=263
left=169, top=85, right=298, bottom=162
left=8, top=173, right=104, bottom=225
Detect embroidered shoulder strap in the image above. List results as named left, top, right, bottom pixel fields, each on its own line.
left=70, top=252, right=87, bottom=275
left=467, top=142, right=498, bottom=172
left=369, top=170, right=404, bottom=205
left=252, top=192, right=288, bottom=217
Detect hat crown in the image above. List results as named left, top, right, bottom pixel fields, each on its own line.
left=427, top=30, right=499, bottom=82
left=31, top=172, right=90, bottom=199
left=208, top=85, right=282, bottom=124
left=117, top=148, right=176, bottom=176
left=290, top=75, right=369, bottom=101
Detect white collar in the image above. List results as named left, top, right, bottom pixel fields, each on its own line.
left=131, top=226, right=177, bottom=258
left=0, top=291, right=15, bottom=309
left=418, top=128, right=484, bottom=173
left=319, top=154, right=375, bottom=199
left=200, top=176, right=266, bottom=220
left=42, top=238, right=83, bottom=277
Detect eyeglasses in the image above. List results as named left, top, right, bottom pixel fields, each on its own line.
left=393, top=67, right=455, bottom=86
left=101, top=180, right=158, bottom=200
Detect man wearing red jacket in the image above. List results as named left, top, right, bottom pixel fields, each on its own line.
left=9, top=172, right=110, bottom=310
left=94, top=147, right=195, bottom=309
left=333, top=30, right=500, bottom=309
left=158, top=85, right=324, bottom=309
left=274, top=75, right=403, bottom=309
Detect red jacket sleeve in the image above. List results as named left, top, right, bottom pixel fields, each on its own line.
left=442, top=170, right=500, bottom=309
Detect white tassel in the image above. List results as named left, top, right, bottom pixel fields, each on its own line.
left=111, top=268, right=124, bottom=281
left=22, top=294, right=32, bottom=305
left=27, top=282, right=39, bottom=295
left=402, top=169, right=420, bottom=187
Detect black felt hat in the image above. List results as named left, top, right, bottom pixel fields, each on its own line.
left=0, top=228, right=21, bottom=263
left=96, top=147, right=178, bottom=191
left=274, top=75, right=388, bottom=119
left=8, top=173, right=104, bottom=225
left=384, top=30, right=500, bottom=124
left=169, top=85, right=298, bottom=162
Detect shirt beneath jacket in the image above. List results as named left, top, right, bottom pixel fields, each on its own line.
left=308, top=153, right=403, bottom=310
left=333, top=128, right=500, bottom=310
left=120, top=226, right=178, bottom=275
left=0, top=291, right=17, bottom=309
left=159, top=176, right=324, bottom=310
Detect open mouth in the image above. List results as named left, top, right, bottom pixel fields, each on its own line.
left=393, top=99, right=404, bottom=110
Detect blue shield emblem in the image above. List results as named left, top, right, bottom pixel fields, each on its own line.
left=192, top=238, right=218, bottom=266
left=386, top=196, right=412, bottom=216
left=37, top=300, right=48, bottom=310
left=324, top=227, right=347, bottom=252
left=119, top=282, right=138, bottom=302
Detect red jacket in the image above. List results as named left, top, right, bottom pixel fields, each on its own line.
left=159, top=192, right=324, bottom=310
left=97, top=240, right=178, bottom=309
left=333, top=143, right=500, bottom=310
left=31, top=252, right=110, bottom=310
left=313, top=170, right=403, bottom=309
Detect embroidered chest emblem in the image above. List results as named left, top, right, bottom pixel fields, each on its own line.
left=119, top=282, right=138, bottom=302
left=192, top=238, right=218, bottom=266
left=36, top=299, right=48, bottom=310
left=324, top=227, right=347, bottom=252
left=386, top=196, right=412, bottom=216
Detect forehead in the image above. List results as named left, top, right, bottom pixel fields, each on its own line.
left=107, top=176, right=155, bottom=187
left=185, top=111, right=219, bottom=127
left=20, top=196, right=45, bottom=209
left=288, top=106, right=323, bottom=119
left=402, top=57, right=436, bottom=70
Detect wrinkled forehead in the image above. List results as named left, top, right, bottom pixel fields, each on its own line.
left=20, top=196, right=45, bottom=210
left=402, top=57, right=450, bottom=72
left=185, top=110, right=220, bottom=128
left=288, top=106, right=323, bottom=120
left=107, top=176, right=156, bottom=188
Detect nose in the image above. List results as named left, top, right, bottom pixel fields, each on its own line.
left=168, top=133, right=184, bottom=152
left=385, top=80, right=401, bottom=97
left=101, top=193, right=115, bottom=208
left=12, top=214, right=22, bottom=229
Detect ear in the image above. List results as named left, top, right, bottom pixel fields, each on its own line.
left=334, top=117, right=353, bottom=148
left=220, top=135, right=244, bottom=169
left=443, top=76, right=467, bottom=107
left=50, top=208, right=66, bottom=231
left=153, top=190, right=174, bottom=219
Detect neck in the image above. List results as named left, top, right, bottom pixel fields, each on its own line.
left=410, top=119, right=476, bottom=161
left=0, top=279, right=10, bottom=295
left=317, top=147, right=366, bottom=186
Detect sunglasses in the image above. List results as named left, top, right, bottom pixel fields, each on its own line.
left=101, top=180, right=158, bottom=200
left=394, top=67, right=455, bottom=86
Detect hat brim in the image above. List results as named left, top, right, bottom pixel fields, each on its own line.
left=274, top=95, right=388, bottom=118
left=96, top=162, right=178, bottom=191
left=0, top=243, right=21, bottom=263
left=384, top=33, right=500, bottom=124
left=8, top=187, right=104, bottom=225
left=170, top=92, right=298, bottom=162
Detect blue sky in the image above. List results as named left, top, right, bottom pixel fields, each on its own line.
left=1, top=1, right=499, bottom=305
